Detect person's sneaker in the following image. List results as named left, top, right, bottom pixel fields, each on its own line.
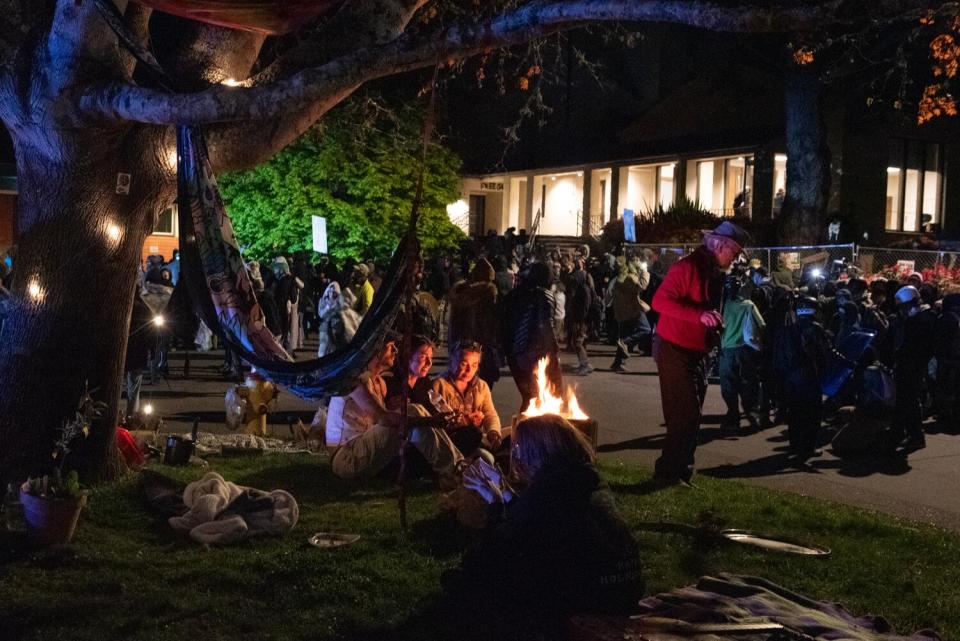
left=901, top=435, right=926, bottom=452
left=610, top=363, right=628, bottom=373
left=574, top=364, right=593, bottom=376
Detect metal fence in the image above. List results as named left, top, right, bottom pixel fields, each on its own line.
left=591, top=240, right=960, bottom=282
left=856, top=246, right=960, bottom=279
left=743, top=243, right=856, bottom=274
left=621, top=242, right=857, bottom=281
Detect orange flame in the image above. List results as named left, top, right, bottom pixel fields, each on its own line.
left=521, top=357, right=589, bottom=421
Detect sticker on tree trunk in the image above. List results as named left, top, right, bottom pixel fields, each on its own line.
left=116, top=173, right=131, bottom=195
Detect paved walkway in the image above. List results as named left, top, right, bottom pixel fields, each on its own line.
left=146, top=340, right=960, bottom=532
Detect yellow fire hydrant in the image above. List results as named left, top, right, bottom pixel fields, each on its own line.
left=233, top=371, right=279, bottom=436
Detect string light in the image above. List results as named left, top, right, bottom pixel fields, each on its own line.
left=106, top=222, right=122, bottom=242
left=26, top=277, right=44, bottom=302
left=153, top=315, right=165, bottom=327
left=143, top=404, right=154, bottom=416
left=221, top=77, right=243, bottom=87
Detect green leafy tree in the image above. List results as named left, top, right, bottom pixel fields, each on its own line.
left=220, top=99, right=464, bottom=262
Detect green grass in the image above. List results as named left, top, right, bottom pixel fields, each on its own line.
left=0, top=455, right=956, bottom=641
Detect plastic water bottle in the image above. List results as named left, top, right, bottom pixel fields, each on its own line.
left=4, top=482, right=25, bottom=533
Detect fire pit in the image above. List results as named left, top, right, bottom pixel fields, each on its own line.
left=511, top=357, right=598, bottom=450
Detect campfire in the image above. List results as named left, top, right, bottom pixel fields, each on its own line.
left=521, top=357, right=589, bottom=421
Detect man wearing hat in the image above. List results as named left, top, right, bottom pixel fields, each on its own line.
left=651, top=220, right=750, bottom=485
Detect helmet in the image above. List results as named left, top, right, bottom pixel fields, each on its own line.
left=894, top=285, right=920, bottom=305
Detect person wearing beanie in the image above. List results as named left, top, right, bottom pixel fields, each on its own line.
left=447, top=257, right=501, bottom=389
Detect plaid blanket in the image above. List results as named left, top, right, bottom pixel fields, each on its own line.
left=570, top=574, right=942, bottom=641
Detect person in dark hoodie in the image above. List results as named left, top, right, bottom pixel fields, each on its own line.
left=888, top=285, right=936, bottom=452
left=501, top=262, right=563, bottom=409
left=447, top=257, right=500, bottom=389
left=774, top=296, right=831, bottom=462
left=934, top=292, right=960, bottom=433
left=446, top=414, right=643, bottom=640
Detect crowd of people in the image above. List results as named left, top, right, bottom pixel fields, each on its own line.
left=5, top=223, right=960, bottom=636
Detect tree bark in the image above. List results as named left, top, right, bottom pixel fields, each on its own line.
left=0, top=122, right=171, bottom=484
left=779, top=69, right=831, bottom=244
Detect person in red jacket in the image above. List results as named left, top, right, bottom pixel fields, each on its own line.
left=651, top=221, right=750, bottom=485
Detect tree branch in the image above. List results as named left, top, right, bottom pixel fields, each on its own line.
left=77, top=0, right=937, bottom=126
left=46, top=0, right=129, bottom=93
left=206, top=0, right=427, bottom=171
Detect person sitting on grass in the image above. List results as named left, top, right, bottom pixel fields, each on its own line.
left=325, top=334, right=462, bottom=482
left=444, top=414, right=643, bottom=640
left=429, top=341, right=503, bottom=456
left=385, top=335, right=436, bottom=410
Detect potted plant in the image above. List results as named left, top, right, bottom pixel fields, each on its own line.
left=19, top=386, right=103, bottom=546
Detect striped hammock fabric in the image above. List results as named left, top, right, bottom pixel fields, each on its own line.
left=134, top=1, right=345, bottom=34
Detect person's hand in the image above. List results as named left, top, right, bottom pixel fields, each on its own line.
left=462, top=459, right=504, bottom=504
left=699, top=310, right=723, bottom=328
left=485, top=430, right=503, bottom=451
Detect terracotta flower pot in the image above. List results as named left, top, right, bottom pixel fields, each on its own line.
left=19, top=484, right=87, bottom=546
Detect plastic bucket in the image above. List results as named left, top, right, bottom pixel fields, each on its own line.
left=19, top=485, right=87, bottom=546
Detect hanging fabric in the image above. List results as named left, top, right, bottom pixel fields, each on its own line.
left=132, top=0, right=346, bottom=35
left=176, top=125, right=415, bottom=400
left=94, top=0, right=417, bottom=400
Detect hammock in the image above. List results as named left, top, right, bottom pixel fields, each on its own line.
left=176, top=126, right=414, bottom=400
left=133, top=0, right=345, bottom=35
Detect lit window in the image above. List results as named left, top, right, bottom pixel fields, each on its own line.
left=687, top=155, right=754, bottom=217
left=153, top=205, right=178, bottom=236
left=885, top=140, right=943, bottom=233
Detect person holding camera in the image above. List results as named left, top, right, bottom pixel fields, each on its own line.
left=651, top=221, right=750, bottom=486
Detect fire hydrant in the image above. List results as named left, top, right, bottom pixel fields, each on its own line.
left=232, top=371, right=279, bottom=436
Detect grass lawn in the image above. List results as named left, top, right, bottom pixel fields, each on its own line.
left=0, top=454, right=956, bottom=641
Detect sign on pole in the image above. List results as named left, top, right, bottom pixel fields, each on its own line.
left=623, top=208, right=636, bottom=243
left=311, top=216, right=328, bottom=254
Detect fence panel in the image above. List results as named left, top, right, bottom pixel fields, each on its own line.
left=856, top=246, right=960, bottom=280
left=744, top=243, right=856, bottom=277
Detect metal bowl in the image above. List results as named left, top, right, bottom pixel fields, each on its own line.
left=307, top=532, right=361, bottom=548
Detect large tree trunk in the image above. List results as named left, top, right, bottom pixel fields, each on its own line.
left=0, top=121, right=170, bottom=485
left=779, top=69, right=830, bottom=244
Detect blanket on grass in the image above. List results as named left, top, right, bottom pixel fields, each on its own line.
left=168, top=472, right=298, bottom=545
left=569, top=574, right=941, bottom=641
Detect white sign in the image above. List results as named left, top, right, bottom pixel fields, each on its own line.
left=623, top=208, right=636, bottom=243
left=896, top=260, right=915, bottom=275
left=311, top=216, right=328, bottom=254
